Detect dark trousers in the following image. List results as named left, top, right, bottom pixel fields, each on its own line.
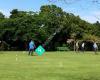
left=29, top=49, right=34, bottom=55
left=94, top=47, right=98, bottom=54
left=82, top=47, right=84, bottom=52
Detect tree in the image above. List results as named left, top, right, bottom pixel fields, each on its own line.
left=0, top=4, right=100, bottom=51
left=39, top=5, right=64, bottom=35
left=10, top=9, right=27, bottom=18
left=0, top=12, right=5, bottom=19
left=93, top=21, right=100, bottom=37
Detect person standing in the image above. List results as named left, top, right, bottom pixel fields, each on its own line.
left=81, top=42, right=85, bottom=52
left=76, top=41, right=79, bottom=52
left=93, top=42, right=98, bottom=54
left=28, top=39, right=36, bottom=56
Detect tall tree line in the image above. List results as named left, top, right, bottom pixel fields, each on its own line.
left=0, top=5, right=100, bottom=50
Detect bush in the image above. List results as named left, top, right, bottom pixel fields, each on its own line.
left=0, top=41, right=9, bottom=51
left=97, top=43, right=100, bottom=51
left=56, top=46, right=70, bottom=51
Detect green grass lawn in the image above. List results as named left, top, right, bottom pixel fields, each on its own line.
left=0, top=51, right=100, bottom=80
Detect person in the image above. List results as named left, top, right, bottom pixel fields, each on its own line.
left=93, top=42, right=98, bottom=54
left=81, top=42, right=85, bottom=52
left=0, top=41, right=1, bottom=44
left=28, top=39, right=36, bottom=56
left=76, top=41, right=79, bottom=52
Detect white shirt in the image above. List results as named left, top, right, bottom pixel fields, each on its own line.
left=76, top=42, right=79, bottom=47
left=82, top=43, right=85, bottom=48
left=93, top=43, right=98, bottom=48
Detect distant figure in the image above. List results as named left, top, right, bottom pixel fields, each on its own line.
left=81, top=42, right=85, bottom=52
left=93, top=42, right=98, bottom=54
left=0, top=41, right=1, bottom=44
left=29, top=39, right=36, bottom=56
left=76, top=41, right=79, bottom=52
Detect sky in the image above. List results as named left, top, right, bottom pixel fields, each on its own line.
left=0, top=0, right=100, bottom=23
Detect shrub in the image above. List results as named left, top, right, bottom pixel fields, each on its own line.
left=56, top=46, right=70, bottom=51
